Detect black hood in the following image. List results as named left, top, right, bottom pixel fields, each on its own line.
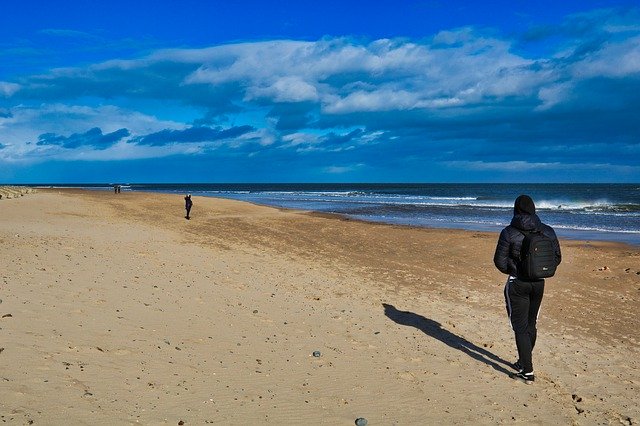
left=511, top=213, right=542, bottom=231
left=514, top=194, right=535, bottom=215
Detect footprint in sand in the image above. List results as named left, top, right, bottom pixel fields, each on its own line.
left=398, top=371, right=416, bottom=381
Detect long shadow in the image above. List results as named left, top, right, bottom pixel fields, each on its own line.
left=383, top=303, right=512, bottom=376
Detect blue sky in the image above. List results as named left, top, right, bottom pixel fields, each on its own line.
left=1, top=1, right=639, bottom=183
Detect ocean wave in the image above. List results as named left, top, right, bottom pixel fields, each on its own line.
left=422, top=196, right=478, bottom=201
left=318, top=198, right=631, bottom=211
left=201, top=190, right=252, bottom=195
left=551, top=224, right=640, bottom=234
left=526, top=199, right=636, bottom=212
left=267, top=197, right=514, bottom=209
left=52, top=185, right=115, bottom=190
left=244, top=190, right=480, bottom=200
left=237, top=192, right=640, bottom=213
left=585, top=203, right=640, bottom=213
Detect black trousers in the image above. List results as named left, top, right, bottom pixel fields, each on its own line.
left=504, top=277, right=544, bottom=373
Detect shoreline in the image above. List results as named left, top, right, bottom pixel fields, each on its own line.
left=1, top=189, right=638, bottom=424
left=25, top=182, right=640, bottom=244
left=43, top=187, right=640, bottom=248
left=304, top=209, right=640, bottom=249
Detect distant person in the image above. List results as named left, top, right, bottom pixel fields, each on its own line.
left=184, top=194, right=193, bottom=220
left=114, top=185, right=118, bottom=194
left=493, top=195, right=561, bottom=384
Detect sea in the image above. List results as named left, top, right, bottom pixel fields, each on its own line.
left=39, top=183, right=640, bottom=246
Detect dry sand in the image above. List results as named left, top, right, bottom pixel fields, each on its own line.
left=1, top=189, right=638, bottom=425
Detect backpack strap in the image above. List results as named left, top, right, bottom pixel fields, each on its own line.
left=515, top=228, right=540, bottom=261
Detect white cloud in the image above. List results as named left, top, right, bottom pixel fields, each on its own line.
left=536, top=82, right=574, bottom=110
left=324, top=89, right=420, bottom=113
left=23, top=139, right=201, bottom=162
left=0, top=104, right=186, bottom=162
left=571, top=35, right=640, bottom=78
left=282, top=132, right=319, bottom=147
left=240, top=128, right=277, bottom=147
left=445, top=160, right=640, bottom=174
left=246, top=76, right=319, bottom=102
left=446, top=160, right=563, bottom=171
left=0, top=81, right=20, bottom=97
left=176, top=33, right=542, bottom=113
left=323, top=163, right=365, bottom=174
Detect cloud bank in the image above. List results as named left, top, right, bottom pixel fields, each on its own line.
left=36, top=127, right=130, bottom=150
left=1, top=7, right=639, bottom=181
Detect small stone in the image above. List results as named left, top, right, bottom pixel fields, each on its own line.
left=355, top=417, right=368, bottom=426
left=312, top=351, right=321, bottom=357
left=253, top=310, right=258, bottom=314
left=178, top=421, right=185, bottom=425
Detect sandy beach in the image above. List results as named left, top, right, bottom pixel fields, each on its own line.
left=1, top=189, right=638, bottom=425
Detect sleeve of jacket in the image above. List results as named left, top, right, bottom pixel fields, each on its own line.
left=494, top=228, right=516, bottom=275
left=550, top=227, right=562, bottom=266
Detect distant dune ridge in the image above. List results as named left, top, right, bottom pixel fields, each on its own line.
left=0, top=186, right=37, bottom=199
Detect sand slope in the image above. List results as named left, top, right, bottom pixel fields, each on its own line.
left=0, top=190, right=638, bottom=424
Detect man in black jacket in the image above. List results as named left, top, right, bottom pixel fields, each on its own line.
left=184, top=194, right=193, bottom=220
left=494, top=195, right=561, bottom=384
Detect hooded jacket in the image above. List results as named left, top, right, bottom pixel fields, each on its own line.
left=494, top=196, right=562, bottom=279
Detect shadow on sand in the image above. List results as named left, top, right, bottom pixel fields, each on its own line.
left=383, top=303, right=512, bottom=376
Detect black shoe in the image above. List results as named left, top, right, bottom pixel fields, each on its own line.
left=511, top=371, right=535, bottom=384
left=513, top=360, right=523, bottom=372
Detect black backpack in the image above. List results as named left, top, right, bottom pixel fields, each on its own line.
left=518, top=230, right=557, bottom=280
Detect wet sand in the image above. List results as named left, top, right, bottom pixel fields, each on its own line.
left=1, top=189, right=638, bottom=424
